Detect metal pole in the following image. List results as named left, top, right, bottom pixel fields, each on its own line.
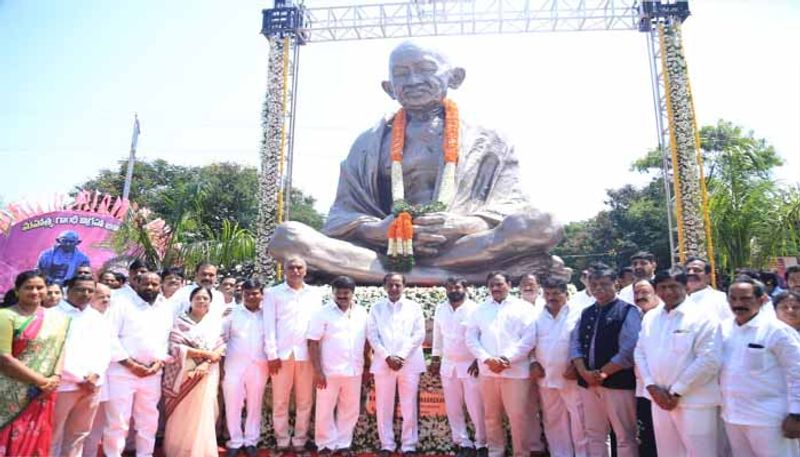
left=122, top=114, right=140, bottom=201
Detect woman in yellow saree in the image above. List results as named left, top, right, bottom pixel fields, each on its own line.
left=162, top=286, right=225, bottom=457
left=0, top=270, right=70, bottom=456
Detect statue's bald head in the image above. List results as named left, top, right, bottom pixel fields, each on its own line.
left=382, top=41, right=465, bottom=111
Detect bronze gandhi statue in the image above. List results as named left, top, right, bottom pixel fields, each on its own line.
left=269, top=42, right=568, bottom=285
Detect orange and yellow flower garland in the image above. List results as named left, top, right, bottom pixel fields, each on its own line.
left=386, top=99, right=459, bottom=271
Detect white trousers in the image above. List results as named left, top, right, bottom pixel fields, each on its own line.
left=222, top=360, right=269, bottom=448
left=724, top=422, right=800, bottom=457
left=651, top=405, right=717, bottom=456
left=524, top=381, right=546, bottom=452
left=540, top=383, right=588, bottom=457
left=314, top=376, right=362, bottom=451
left=103, top=373, right=162, bottom=457
left=441, top=374, right=486, bottom=449
left=52, top=390, right=101, bottom=457
left=271, top=357, right=314, bottom=448
left=374, top=371, right=421, bottom=452
left=578, top=386, right=639, bottom=457
left=480, top=377, right=530, bottom=457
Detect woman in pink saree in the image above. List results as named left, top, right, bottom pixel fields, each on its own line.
left=0, top=270, right=70, bottom=456
left=162, top=286, right=225, bottom=457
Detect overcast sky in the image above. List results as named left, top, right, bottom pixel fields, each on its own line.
left=1, top=0, right=797, bottom=225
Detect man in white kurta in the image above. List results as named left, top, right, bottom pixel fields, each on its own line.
left=530, top=278, right=587, bottom=457
left=465, top=272, right=536, bottom=457
left=619, top=252, right=657, bottom=305
left=262, top=257, right=323, bottom=451
left=222, top=279, right=269, bottom=457
left=172, top=262, right=228, bottom=324
left=308, top=276, right=369, bottom=454
left=518, top=273, right=547, bottom=456
left=367, top=273, right=426, bottom=455
left=685, top=257, right=733, bottom=322
left=430, top=277, right=486, bottom=455
left=52, top=276, right=113, bottom=457
left=720, top=277, right=800, bottom=457
left=103, top=272, right=174, bottom=457
left=634, top=267, right=723, bottom=456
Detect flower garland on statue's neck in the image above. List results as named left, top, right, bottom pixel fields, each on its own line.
left=386, top=98, right=459, bottom=272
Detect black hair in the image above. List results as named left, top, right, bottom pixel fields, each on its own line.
left=241, top=278, right=264, bottom=291
left=383, top=272, right=406, bottom=286
left=685, top=256, right=711, bottom=274
left=630, top=251, right=656, bottom=263
left=541, top=277, right=568, bottom=293
left=730, top=275, right=765, bottom=298
left=773, top=290, right=800, bottom=308
left=189, top=286, right=213, bottom=302
left=485, top=271, right=511, bottom=285
left=331, top=275, right=357, bottom=291
left=444, top=276, right=469, bottom=288
left=759, top=271, right=779, bottom=286
left=160, top=267, right=185, bottom=280
left=1, top=289, right=18, bottom=308
left=618, top=266, right=634, bottom=276
left=653, top=266, right=688, bottom=286
left=65, top=274, right=96, bottom=289
left=14, top=270, right=46, bottom=290
left=785, top=265, right=800, bottom=282
left=114, top=272, right=127, bottom=284
left=194, top=262, right=217, bottom=273
left=128, top=259, right=147, bottom=272
left=588, top=265, right=617, bottom=281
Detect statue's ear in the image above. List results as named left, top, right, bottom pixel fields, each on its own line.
left=448, top=67, right=466, bottom=90
left=381, top=81, right=396, bottom=99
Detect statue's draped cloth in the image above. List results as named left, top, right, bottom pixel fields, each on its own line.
left=323, top=114, right=531, bottom=252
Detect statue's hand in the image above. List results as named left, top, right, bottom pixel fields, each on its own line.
left=356, top=215, right=395, bottom=246
left=413, top=213, right=490, bottom=256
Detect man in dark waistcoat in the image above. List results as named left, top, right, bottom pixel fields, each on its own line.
left=570, top=264, right=642, bottom=457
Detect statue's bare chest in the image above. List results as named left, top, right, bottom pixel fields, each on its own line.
left=380, top=119, right=444, bottom=204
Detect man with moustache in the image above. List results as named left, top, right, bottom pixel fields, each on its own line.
left=52, top=275, right=113, bottom=457
left=570, top=264, right=642, bottom=457
left=82, top=283, right=113, bottom=457
left=619, top=252, right=657, bottom=305
left=431, top=277, right=486, bottom=457
left=530, top=278, right=588, bottom=457
left=684, top=257, right=732, bottom=322
left=720, top=276, right=800, bottom=457
left=367, top=273, right=426, bottom=456
left=635, top=267, right=723, bottom=456
left=104, top=272, right=174, bottom=457
left=785, top=265, right=800, bottom=294
left=112, top=259, right=149, bottom=301
left=465, top=272, right=536, bottom=457
left=173, top=262, right=227, bottom=321
left=631, top=279, right=661, bottom=457
left=308, top=276, right=370, bottom=456
left=263, top=256, right=323, bottom=453
left=518, top=273, right=546, bottom=456
left=570, top=269, right=595, bottom=310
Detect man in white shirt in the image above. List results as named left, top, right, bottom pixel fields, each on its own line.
left=720, top=276, right=800, bottom=457
left=367, top=273, right=426, bottom=456
left=308, top=276, right=370, bottom=455
left=685, top=256, right=732, bottom=322
left=103, top=272, right=174, bottom=457
left=52, top=275, right=113, bottom=457
left=635, top=266, right=723, bottom=456
left=631, top=279, right=661, bottom=457
left=518, top=273, right=546, bottom=456
left=263, top=256, right=322, bottom=452
left=569, top=269, right=595, bottom=311
left=465, top=271, right=536, bottom=457
left=218, top=275, right=237, bottom=306
left=82, top=283, right=113, bottom=457
left=111, top=259, right=149, bottom=301
left=158, top=267, right=185, bottom=302
left=619, top=252, right=657, bottom=305
left=430, top=277, right=486, bottom=457
left=222, top=279, right=269, bottom=457
left=530, top=277, right=587, bottom=457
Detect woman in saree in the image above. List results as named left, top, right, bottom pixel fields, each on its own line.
left=162, top=286, right=225, bottom=457
left=0, top=270, right=70, bottom=456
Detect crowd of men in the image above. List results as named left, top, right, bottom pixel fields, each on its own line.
left=15, top=252, right=800, bottom=457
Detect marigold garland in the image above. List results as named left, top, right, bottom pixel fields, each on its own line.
left=386, top=99, right=459, bottom=271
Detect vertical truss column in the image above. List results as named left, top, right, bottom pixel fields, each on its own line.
left=255, top=1, right=305, bottom=282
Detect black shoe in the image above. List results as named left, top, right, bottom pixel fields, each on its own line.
left=476, top=447, right=489, bottom=457
left=378, top=451, right=392, bottom=457
left=318, top=449, right=333, bottom=455
left=403, top=451, right=417, bottom=457
left=224, top=447, right=241, bottom=457
left=457, top=446, right=476, bottom=457
left=244, top=445, right=258, bottom=457
left=334, top=448, right=353, bottom=457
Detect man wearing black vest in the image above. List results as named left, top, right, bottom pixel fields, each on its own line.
left=570, top=264, right=642, bottom=457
